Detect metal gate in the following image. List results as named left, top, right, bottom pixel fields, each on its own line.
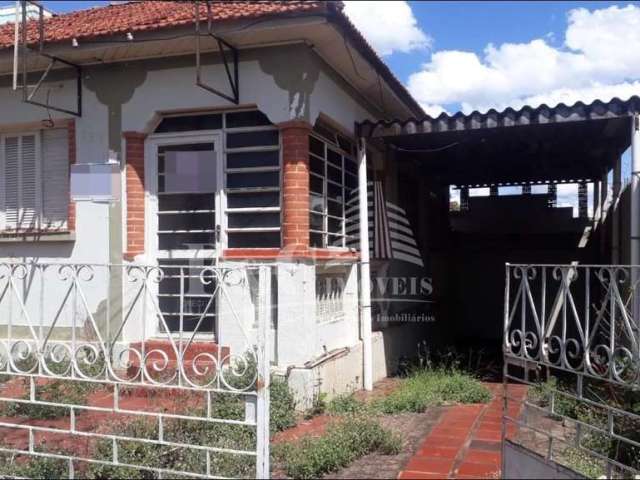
left=503, top=263, right=640, bottom=479
left=0, top=262, right=272, bottom=479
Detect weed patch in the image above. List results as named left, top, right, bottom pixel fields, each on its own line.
left=273, top=416, right=401, bottom=479
left=373, top=369, right=491, bottom=414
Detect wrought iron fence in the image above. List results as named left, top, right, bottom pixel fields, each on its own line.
left=0, top=262, right=272, bottom=479
left=503, top=263, right=640, bottom=478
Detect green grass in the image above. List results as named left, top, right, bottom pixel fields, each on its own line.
left=273, top=416, right=401, bottom=479
left=373, top=368, right=491, bottom=414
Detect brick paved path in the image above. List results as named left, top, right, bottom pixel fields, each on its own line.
left=398, top=383, right=527, bottom=479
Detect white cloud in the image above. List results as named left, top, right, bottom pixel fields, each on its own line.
left=343, top=1, right=431, bottom=56
left=408, top=4, right=640, bottom=115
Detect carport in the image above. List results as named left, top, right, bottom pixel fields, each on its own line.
left=355, top=96, right=640, bottom=359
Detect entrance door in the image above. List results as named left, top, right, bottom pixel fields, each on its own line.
left=147, top=134, right=223, bottom=336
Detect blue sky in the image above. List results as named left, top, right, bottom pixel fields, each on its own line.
left=25, top=0, right=640, bottom=117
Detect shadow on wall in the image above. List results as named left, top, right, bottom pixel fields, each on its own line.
left=259, top=46, right=319, bottom=121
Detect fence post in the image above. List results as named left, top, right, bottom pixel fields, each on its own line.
left=256, top=266, right=271, bottom=479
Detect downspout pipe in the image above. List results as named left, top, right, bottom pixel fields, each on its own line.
left=358, top=138, right=373, bottom=391
left=632, top=114, right=640, bottom=267
left=631, top=114, right=640, bottom=334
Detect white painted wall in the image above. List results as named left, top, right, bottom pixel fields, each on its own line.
left=0, top=44, right=382, bottom=394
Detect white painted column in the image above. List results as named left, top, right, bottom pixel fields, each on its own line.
left=600, top=170, right=609, bottom=258
left=631, top=115, right=640, bottom=267
left=612, top=156, right=622, bottom=264
left=631, top=114, right=640, bottom=351
left=256, top=266, right=271, bottom=479
left=358, top=139, right=373, bottom=391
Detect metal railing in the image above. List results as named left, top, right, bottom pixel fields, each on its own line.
left=503, top=264, right=640, bottom=478
left=0, top=261, right=272, bottom=479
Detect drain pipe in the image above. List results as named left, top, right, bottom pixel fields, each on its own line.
left=632, top=114, right=640, bottom=329
left=632, top=114, right=640, bottom=267
left=358, top=138, right=373, bottom=391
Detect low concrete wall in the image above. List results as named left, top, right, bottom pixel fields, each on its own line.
left=284, top=322, right=427, bottom=410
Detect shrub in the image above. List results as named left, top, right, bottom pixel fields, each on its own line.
left=273, top=416, right=401, bottom=479
left=1, top=377, right=100, bottom=420
left=373, top=368, right=491, bottom=414
left=270, top=378, right=296, bottom=434
left=0, top=452, right=70, bottom=479
left=326, top=393, right=368, bottom=416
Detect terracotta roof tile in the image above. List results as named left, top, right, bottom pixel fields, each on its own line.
left=0, top=1, right=326, bottom=49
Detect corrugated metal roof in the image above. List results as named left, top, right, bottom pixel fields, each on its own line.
left=357, top=96, right=640, bottom=138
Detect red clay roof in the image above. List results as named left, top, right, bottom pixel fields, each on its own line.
left=0, top=1, right=326, bottom=49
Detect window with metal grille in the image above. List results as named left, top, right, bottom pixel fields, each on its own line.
left=154, top=110, right=281, bottom=249
left=308, top=127, right=357, bottom=248
left=316, top=270, right=347, bottom=324
left=0, top=129, right=69, bottom=231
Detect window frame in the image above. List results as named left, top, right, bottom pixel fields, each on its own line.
left=146, top=109, right=282, bottom=252
left=308, top=128, right=357, bottom=250
left=0, top=130, right=62, bottom=232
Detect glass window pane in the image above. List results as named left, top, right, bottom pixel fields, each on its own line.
left=327, top=183, right=343, bottom=202
left=227, top=151, right=279, bottom=169
left=328, top=217, right=342, bottom=234
left=310, top=232, right=323, bottom=248
left=345, top=158, right=358, bottom=176
left=227, top=212, right=280, bottom=229
left=327, top=149, right=342, bottom=167
left=310, top=155, right=324, bottom=175
left=159, top=193, right=215, bottom=212
left=227, top=232, right=280, bottom=248
left=327, top=165, right=342, bottom=184
left=226, top=130, right=278, bottom=148
left=155, top=114, right=222, bottom=133
left=327, top=200, right=342, bottom=218
left=345, top=173, right=358, bottom=189
left=310, top=175, right=323, bottom=195
left=227, top=171, right=279, bottom=189
left=310, top=136, right=324, bottom=157
left=159, top=213, right=214, bottom=231
left=158, top=232, right=215, bottom=250
left=310, top=213, right=324, bottom=231
left=227, top=191, right=279, bottom=208
left=328, top=234, right=343, bottom=247
left=225, top=110, right=272, bottom=128
left=310, top=194, right=324, bottom=214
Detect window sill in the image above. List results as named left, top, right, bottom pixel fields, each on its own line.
left=0, top=230, right=75, bottom=243
left=222, top=248, right=359, bottom=261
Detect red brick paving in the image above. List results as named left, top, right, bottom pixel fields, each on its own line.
left=271, top=414, right=332, bottom=444
left=397, top=382, right=527, bottom=479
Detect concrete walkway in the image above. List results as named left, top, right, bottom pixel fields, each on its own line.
left=398, top=383, right=527, bottom=479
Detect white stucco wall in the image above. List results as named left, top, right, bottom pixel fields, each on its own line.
left=0, top=44, right=379, bottom=390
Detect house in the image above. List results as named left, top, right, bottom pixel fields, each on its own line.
left=0, top=0, right=432, bottom=407
left=2, top=1, right=638, bottom=412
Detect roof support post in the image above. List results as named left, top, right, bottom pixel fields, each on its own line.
left=358, top=138, right=373, bottom=391
left=612, top=156, right=622, bottom=264
left=631, top=114, right=640, bottom=347
left=632, top=115, right=640, bottom=266
left=592, top=180, right=600, bottom=223
left=600, top=169, right=609, bottom=258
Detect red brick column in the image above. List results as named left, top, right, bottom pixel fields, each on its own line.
left=279, top=120, right=312, bottom=255
left=67, top=119, right=76, bottom=232
left=123, top=131, right=146, bottom=260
